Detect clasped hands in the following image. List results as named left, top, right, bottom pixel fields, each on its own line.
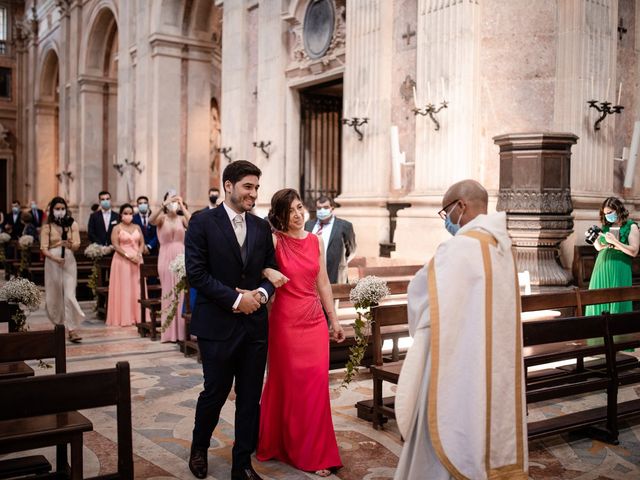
left=234, top=288, right=264, bottom=314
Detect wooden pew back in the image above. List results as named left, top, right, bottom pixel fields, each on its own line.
left=0, top=325, right=66, bottom=373
left=0, top=362, right=133, bottom=479
left=358, top=264, right=421, bottom=280
left=371, top=304, right=408, bottom=366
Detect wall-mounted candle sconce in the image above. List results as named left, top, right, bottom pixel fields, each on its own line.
left=342, top=117, right=368, bottom=141
left=125, top=158, right=144, bottom=173
left=413, top=102, right=448, bottom=131
left=55, top=170, right=73, bottom=182
left=217, top=146, right=232, bottom=162
left=113, top=160, right=125, bottom=176
left=587, top=100, right=623, bottom=131
left=253, top=141, right=272, bottom=159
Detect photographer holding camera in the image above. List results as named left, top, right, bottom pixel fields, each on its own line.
left=585, top=196, right=639, bottom=316
left=40, top=196, right=85, bottom=343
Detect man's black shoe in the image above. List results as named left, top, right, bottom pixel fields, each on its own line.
left=231, top=465, right=263, bottom=480
left=188, top=449, right=208, bottom=479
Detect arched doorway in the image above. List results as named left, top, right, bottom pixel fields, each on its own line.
left=80, top=7, right=118, bottom=203
left=35, top=49, right=60, bottom=206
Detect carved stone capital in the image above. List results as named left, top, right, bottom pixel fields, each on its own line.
left=497, top=190, right=573, bottom=214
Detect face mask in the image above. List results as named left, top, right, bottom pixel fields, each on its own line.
left=121, top=214, right=133, bottom=224
left=209, top=195, right=219, bottom=205
left=605, top=212, right=618, bottom=223
left=12, top=207, right=19, bottom=214
left=31, top=203, right=37, bottom=210
left=53, top=209, right=66, bottom=220
left=168, top=202, right=179, bottom=212
left=138, top=203, right=148, bottom=214
left=444, top=203, right=462, bottom=236
left=316, top=208, right=331, bottom=221
left=100, top=199, right=111, bottom=210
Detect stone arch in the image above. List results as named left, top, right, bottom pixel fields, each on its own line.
left=34, top=47, right=60, bottom=205
left=78, top=3, right=119, bottom=200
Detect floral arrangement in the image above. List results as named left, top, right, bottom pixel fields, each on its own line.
left=342, top=276, right=390, bottom=388
left=84, top=243, right=105, bottom=299
left=0, top=277, right=42, bottom=331
left=0, top=232, right=10, bottom=263
left=161, top=254, right=188, bottom=332
left=17, top=235, right=35, bottom=277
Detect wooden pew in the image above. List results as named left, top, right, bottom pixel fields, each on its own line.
left=137, top=263, right=162, bottom=340
left=357, top=264, right=421, bottom=281
left=95, top=256, right=113, bottom=319
left=0, top=362, right=133, bottom=480
left=572, top=244, right=640, bottom=288
left=181, top=285, right=200, bottom=359
left=0, top=325, right=67, bottom=477
left=369, top=304, right=408, bottom=429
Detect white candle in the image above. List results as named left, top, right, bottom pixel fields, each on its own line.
left=412, top=85, right=418, bottom=108
left=605, top=77, right=610, bottom=100
left=590, top=76, right=594, bottom=99
left=441, top=77, right=445, bottom=99
left=617, top=81, right=622, bottom=105
left=428, top=81, right=432, bottom=102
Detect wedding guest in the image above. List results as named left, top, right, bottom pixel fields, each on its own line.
left=106, top=204, right=145, bottom=327
left=87, top=191, right=118, bottom=246
left=40, top=196, right=84, bottom=343
left=5, top=200, right=24, bottom=240
left=149, top=191, right=191, bottom=342
left=133, top=195, right=158, bottom=255
left=21, top=212, right=38, bottom=241
left=257, top=188, right=345, bottom=477
left=29, top=200, right=45, bottom=228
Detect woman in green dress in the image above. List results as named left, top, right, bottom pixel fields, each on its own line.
left=585, top=196, right=639, bottom=315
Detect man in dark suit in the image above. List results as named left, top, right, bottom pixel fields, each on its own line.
left=4, top=200, right=24, bottom=240
left=87, top=191, right=119, bottom=246
left=185, top=161, right=278, bottom=480
left=304, top=195, right=357, bottom=284
left=28, top=200, right=45, bottom=229
left=133, top=195, right=158, bottom=255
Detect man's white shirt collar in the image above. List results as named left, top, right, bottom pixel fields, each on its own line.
left=222, top=202, right=246, bottom=224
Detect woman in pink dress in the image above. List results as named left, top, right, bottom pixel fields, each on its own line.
left=257, top=188, right=345, bottom=477
left=106, top=204, right=144, bottom=327
left=149, top=191, right=191, bottom=342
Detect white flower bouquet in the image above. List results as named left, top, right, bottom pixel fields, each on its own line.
left=342, top=276, right=390, bottom=387
left=169, top=254, right=186, bottom=280
left=84, top=243, right=105, bottom=259
left=162, top=254, right=188, bottom=332
left=0, top=277, right=42, bottom=331
left=0, top=232, right=11, bottom=244
left=18, top=235, right=34, bottom=248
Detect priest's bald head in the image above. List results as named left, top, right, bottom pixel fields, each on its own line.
left=440, top=179, right=488, bottom=233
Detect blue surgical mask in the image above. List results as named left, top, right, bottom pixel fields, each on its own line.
left=444, top=204, right=462, bottom=236
left=317, top=208, right=332, bottom=221
left=605, top=212, right=618, bottom=224
left=100, top=199, right=111, bottom=210
left=138, top=203, right=148, bottom=214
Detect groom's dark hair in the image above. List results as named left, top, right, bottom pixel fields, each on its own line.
left=223, top=160, right=262, bottom=185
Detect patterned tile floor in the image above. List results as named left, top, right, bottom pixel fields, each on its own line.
left=1, top=299, right=639, bottom=479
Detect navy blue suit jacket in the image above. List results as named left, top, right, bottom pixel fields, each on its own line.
left=185, top=205, right=278, bottom=341
left=87, top=210, right=119, bottom=245
left=133, top=213, right=158, bottom=252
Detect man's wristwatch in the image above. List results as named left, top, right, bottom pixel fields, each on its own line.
left=258, top=291, right=268, bottom=305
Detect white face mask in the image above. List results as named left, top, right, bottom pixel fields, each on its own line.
left=53, top=209, right=66, bottom=219
left=168, top=202, right=179, bottom=212
left=316, top=208, right=332, bottom=221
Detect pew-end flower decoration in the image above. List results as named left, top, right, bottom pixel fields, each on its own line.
left=17, top=235, right=34, bottom=276
left=161, top=254, right=187, bottom=332
left=0, top=232, right=10, bottom=263
left=84, top=243, right=105, bottom=299
left=0, top=277, right=42, bottom=331
left=341, top=275, right=390, bottom=388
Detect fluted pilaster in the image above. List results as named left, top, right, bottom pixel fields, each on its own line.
left=413, top=0, right=481, bottom=195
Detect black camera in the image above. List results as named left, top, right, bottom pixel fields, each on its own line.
left=585, top=225, right=602, bottom=245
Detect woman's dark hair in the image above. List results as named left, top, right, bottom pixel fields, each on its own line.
left=119, top=203, right=134, bottom=217
left=47, top=196, right=69, bottom=224
left=222, top=160, right=262, bottom=186
left=600, top=196, right=629, bottom=225
left=268, top=188, right=301, bottom=232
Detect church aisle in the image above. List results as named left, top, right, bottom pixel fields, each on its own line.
left=1, top=296, right=639, bottom=479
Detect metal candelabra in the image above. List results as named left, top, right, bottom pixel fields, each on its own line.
left=253, top=141, right=272, bottom=159
left=413, top=101, right=448, bottom=131
left=587, top=100, right=624, bottom=131
left=342, top=117, right=368, bottom=141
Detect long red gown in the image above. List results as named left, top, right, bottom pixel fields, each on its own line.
left=256, top=232, right=342, bottom=472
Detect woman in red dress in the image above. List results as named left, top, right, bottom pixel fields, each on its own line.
left=257, top=188, right=345, bottom=477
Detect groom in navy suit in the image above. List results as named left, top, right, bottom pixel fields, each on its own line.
left=185, top=160, right=278, bottom=480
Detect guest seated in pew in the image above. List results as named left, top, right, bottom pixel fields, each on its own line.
left=394, top=180, right=528, bottom=480
left=106, top=204, right=145, bottom=327
left=40, top=196, right=84, bottom=343
left=586, top=196, right=639, bottom=316
left=21, top=212, right=38, bottom=241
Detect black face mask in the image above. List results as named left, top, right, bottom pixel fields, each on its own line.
left=209, top=195, right=219, bottom=204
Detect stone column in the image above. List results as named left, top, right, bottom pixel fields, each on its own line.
left=394, top=0, right=482, bottom=259
left=339, top=0, right=394, bottom=256
left=220, top=1, right=249, bottom=165
left=554, top=0, right=618, bottom=201
left=255, top=0, right=287, bottom=208
left=494, top=133, right=578, bottom=286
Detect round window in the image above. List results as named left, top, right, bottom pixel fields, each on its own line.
left=303, top=0, right=335, bottom=60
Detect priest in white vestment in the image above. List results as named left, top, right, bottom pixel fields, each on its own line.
left=394, top=180, right=528, bottom=480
